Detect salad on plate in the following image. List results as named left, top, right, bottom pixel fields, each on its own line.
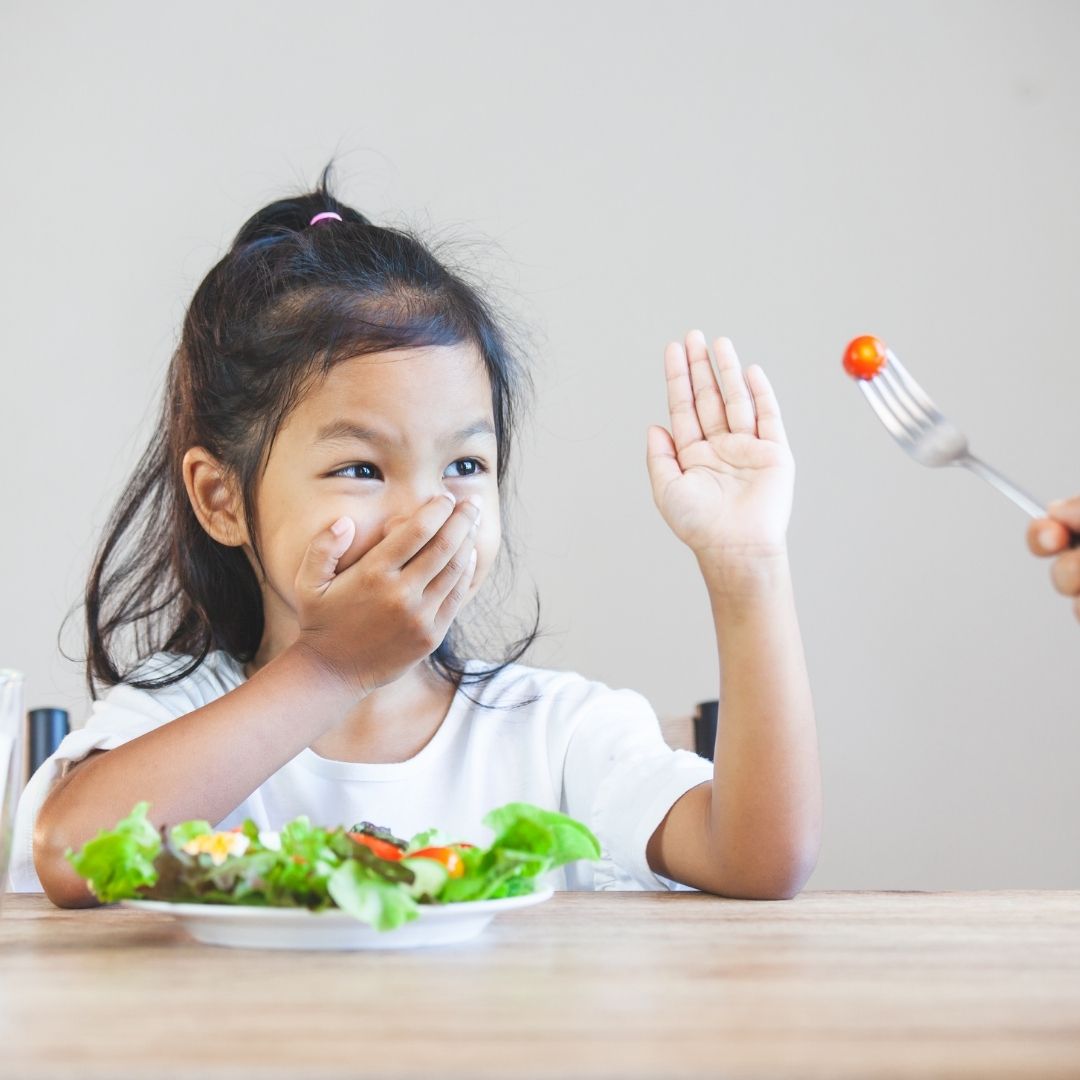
left=65, top=801, right=601, bottom=932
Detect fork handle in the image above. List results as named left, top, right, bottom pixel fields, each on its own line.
left=959, top=454, right=1080, bottom=549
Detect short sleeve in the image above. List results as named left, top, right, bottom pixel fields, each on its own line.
left=561, top=685, right=714, bottom=891
left=5, top=676, right=194, bottom=893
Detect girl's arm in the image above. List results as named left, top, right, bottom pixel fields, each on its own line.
left=37, top=492, right=481, bottom=907
left=641, top=332, right=822, bottom=899
left=35, top=644, right=363, bottom=907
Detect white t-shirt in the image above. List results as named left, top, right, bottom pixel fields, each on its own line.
left=6, top=651, right=714, bottom=894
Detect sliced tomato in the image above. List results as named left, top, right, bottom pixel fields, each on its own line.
left=410, top=846, right=465, bottom=878
left=348, top=832, right=405, bottom=861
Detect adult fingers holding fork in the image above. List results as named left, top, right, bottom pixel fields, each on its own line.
left=1028, top=496, right=1080, bottom=622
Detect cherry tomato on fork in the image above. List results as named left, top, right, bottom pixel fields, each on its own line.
left=843, top=335, right=888, bottom=380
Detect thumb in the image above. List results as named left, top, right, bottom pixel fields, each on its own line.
left=1028, top=516, right=1069, bottom=556
left=1047, top=496, right=1080, bottom=532
left=296, top=516, right=356, bottom=595
left=645, top=425, right=682, bottom=503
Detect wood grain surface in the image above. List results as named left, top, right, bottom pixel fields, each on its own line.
left=2, top=890, right=1079, bottom=1079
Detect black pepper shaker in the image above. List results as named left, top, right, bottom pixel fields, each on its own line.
left=692, top=700, right=718, bottom=761
left=27, top=707, right=70, bottom=779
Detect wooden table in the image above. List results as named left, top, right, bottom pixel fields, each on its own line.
left=3, top=891, right=1080, bottom=1079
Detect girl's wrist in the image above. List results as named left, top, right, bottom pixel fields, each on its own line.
left=268, top=640, right=371, bottom=719
left=695, top=544, right=792, bottom=599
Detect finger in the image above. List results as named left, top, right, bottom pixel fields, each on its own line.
left=1050, top=548, right=1080, bottom=598
left=434, top=545, right=479, bottom=627
left=685, top=329, right=729, bottom=436
left=645, top=424, right=684, bottom=505
left=1048, top=496, right=1080, bottom=531
left=407, top=497, right=481, bottom=586
left=664, top=340, right=704, bottom=453
left=427, top=518, right=479, bottom=609
left=295, top=516, right=356, bottom=595
left=379, top=493, right=458, bottom=569
left=713, top=337, right=757, bottom=435
left=1027, top=517, right=1070, bottom=557
left=745, top=364, right=788, bottom=447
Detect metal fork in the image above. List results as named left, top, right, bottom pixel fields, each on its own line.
left=857, top=345, right=1080, bottom=548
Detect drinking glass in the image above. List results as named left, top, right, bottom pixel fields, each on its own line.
left=0, top=669, right=25, bottom=908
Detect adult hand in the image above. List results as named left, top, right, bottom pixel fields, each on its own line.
left=1027, top=497, right=1080, bottom=622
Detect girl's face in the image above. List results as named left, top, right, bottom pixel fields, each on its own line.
left=247, top=343, right=500, bottom=642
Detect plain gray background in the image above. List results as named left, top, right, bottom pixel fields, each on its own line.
left=1, top=1, right=1077, bottom=889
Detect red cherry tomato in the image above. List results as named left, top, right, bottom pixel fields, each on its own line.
left=843, top=335, right=888, bottom=380
left=410, top=846, right=466, bottom=878
left=348, top=832, right=405, bottom=861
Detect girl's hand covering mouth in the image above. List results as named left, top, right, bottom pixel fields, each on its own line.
left=292, top=492, right=481, bottom=697
left=646, top=331, right=795, bottom=563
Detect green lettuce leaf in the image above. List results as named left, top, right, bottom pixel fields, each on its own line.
left=438, top=804, right=602, bottom=903
left=327, top=861, right=419, bottom=931
left=169, top=819, right=212, bottom=847
left=64, top=801, right=162, bottom=903
left=483, top=802, right=601, bottom=866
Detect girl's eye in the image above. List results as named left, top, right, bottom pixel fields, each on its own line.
left=442, top=455, right=486, bottom=477
left=332, top=462, right=384, bottom=479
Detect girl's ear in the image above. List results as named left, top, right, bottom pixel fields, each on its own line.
left=181, top=447, right=249, bottom=547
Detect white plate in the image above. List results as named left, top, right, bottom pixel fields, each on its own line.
left=122, top=887, right=554, bottom=950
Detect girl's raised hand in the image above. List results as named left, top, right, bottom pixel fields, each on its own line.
left=645, top=331, right=795, bottom=563
left=292, top=493, right=480, bottom=695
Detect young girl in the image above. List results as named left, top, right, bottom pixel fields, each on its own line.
left=9, top=163, right=821, bottom=903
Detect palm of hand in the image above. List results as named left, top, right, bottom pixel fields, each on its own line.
left=646, top=331, right=795, bottom=559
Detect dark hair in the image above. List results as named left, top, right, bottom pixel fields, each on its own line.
left=82, top=160, right=546, bottom=707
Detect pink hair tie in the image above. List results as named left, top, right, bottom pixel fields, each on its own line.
left=309, top=211, right=343, bottom=226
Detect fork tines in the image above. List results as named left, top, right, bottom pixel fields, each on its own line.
left=859, top=349, right=942, bottom=441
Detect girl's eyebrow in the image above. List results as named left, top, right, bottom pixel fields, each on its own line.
left=314, top=418, right=496, bottom=448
